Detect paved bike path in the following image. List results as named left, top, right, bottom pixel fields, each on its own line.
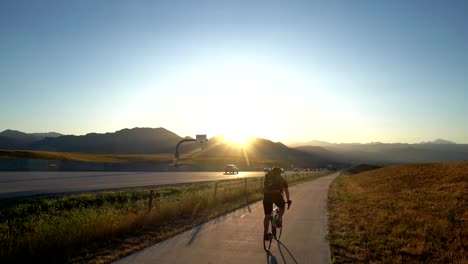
left=114, top=172, right=339, bottom=264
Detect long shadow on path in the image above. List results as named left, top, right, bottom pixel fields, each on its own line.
left=266, top=251, right=279, bottom=264
left=186, top=223, right=204, bottom=246
left=276, top=240, right=299, bottom=264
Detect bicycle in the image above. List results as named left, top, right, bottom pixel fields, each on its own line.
left=263, top=200, right=292, bottom=252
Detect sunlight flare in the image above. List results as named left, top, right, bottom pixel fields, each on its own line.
left=220, top=132, right=252, bottom=147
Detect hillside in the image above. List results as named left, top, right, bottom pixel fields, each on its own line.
left=0, top=130, right=62, bottom=149
left=182, top=136, right=335, bottom=168
left=3, top=127, right=467, bottom=168
left=0, top=136, right=28, bottom=150
left=294, top=145, right=336, bottom=157
left=31, top=127, right=182, bottom=154
left=294, top=141, right=468, bottom=164
left=328, top=162, right=467, bottom=263
left=0, top=130, right=62, bottom=142
left=419, top=139, right=456, bottom=144
left=345, top=163, right=381, bottom=174
left=0, top=130, right=340, bottom=170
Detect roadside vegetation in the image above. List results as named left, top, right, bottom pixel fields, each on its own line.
left=328, top=162, right=467, bottom=263
left=345, top=163, right=382, bottom=174
left=0, top=150, right=172, bottom=163
left=0, top=171, right=331, bottom=263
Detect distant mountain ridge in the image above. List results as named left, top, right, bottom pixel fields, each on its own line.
left=0, top=128, right=337, bottom=168
left=0, top=129, right=62, bottom=142
left=31, top=127, right=183, bottom=154
left=0, top=129, right=63, bottom=149
left=419, top=139, right=456, bottom=145
left=288, top=138, right=459, bottom=147
left=294, top=139, right=468, bottom=164
left=1, top=128, right=467, bottom=165
left=287, top=140, right=333, bottom=147
left=195, top=136, right=333, bottom=167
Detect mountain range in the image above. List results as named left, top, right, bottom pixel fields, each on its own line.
left=0, top=128, right=337, bottom=168
left=1, top=128, right=467, bottom=166
left=30, top=128, right=181, bottom=154
left=0, top=130, right=63, bottom=150
left=293, top=140, right=468, bottom=164
left=287, top=138, right=457, bottom=147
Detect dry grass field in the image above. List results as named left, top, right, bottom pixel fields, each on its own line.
left=328, top=162, right=467, bottom=263
left=0, top=150, right=284, bottom=168
left=0, top=150, right=123, bottom=163
left=0, top=150, right=174, bottom=164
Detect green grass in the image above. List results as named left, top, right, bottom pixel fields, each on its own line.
left=1, top=171, right=331, bottom=263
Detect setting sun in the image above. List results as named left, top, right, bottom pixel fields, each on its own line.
left=219, top=132, right=252, bottom=146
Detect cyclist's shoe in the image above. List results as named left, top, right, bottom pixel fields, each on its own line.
left=276, top=218, right=282, bottom=228
left=264, top=233, right=270, bottom=241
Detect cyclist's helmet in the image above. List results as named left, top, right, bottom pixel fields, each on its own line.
left=270, top=167, right=282, bottom=176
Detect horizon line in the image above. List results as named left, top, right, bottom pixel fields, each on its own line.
left=0, top=127, right=463, bottom=145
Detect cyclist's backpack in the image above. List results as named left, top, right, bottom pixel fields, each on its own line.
left=264, top=172, right=282, bottom=191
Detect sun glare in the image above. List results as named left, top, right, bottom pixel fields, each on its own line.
left=171, top=56, right=295, bottom=145
left=221, top=132, right=252, bottom=147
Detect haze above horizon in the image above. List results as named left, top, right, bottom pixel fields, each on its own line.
left=1, top=0, right=467, bottom=144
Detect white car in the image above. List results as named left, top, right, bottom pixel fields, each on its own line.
left=225, top=164, right=239, bottom=174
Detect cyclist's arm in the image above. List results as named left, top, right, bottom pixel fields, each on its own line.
left=284, top=187, right=290, bottom=202
left=281, top=178, right=290, bottom=202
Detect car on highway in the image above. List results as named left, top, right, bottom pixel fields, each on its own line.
left=225, top=164, right=239, bottom=174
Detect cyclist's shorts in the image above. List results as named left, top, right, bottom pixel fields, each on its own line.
left=263, top=194, right=285, bottom=215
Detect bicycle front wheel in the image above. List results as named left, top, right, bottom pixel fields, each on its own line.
left=276, top=225, right=282, bottom=240
left=263, top=232, right=272, bottom=252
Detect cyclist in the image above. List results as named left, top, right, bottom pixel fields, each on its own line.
left=263, top=167, right=291, bottom=240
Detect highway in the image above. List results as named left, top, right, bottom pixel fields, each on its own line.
left=114, top=172, right=338, bottom=264
left=0, top=171, right=268, bottom=199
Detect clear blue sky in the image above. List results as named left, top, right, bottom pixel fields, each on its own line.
left=1, top=0, right=467, bottom=143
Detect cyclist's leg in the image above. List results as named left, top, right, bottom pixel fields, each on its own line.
left=264, top=214, right=270, bottom=239
left=263, top=196, right=273, bottom=239
left=274, top=195, right=286, bottom=227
